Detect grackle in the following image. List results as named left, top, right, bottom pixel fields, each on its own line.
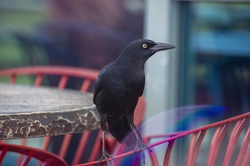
left=93, top=39, right=175, bottom=165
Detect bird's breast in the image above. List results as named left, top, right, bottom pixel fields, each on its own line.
left=95, top=67, right=144, bottom=115
left=107, top=75, right=143, bottom=96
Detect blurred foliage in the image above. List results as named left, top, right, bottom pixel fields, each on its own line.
left=0, top=10, right=45, bottom=30
left=0, top=6, right=46, bottom=69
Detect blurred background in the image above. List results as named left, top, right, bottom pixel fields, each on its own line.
left=0, top=0, right=250, bottom=165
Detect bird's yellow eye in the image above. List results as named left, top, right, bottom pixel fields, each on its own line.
left=142, top=44, right=147, bottom=49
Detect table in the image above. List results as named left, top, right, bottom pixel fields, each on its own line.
left=0, top=84, right=99, bottom=140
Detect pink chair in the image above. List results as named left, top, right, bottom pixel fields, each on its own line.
left=77, top=112, right=249, bottom=166
left=0, top=66, right=146, bottom=165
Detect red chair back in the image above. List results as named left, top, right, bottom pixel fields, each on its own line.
left=0, top=143, right=67, bottom=166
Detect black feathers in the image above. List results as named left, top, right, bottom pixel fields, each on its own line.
left=93, top=39, right=175, bottom=164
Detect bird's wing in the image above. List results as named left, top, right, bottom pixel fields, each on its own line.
left=138, top=74, right=145, bottom=97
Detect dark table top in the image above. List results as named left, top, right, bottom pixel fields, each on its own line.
left=0, top=84, right=99, bottom=140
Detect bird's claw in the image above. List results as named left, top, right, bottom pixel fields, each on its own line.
left=134, top=141, right=152, bottom=153
left=134, top=142, right=152, bottom=165
left=98, top=150, right=115, bottom=166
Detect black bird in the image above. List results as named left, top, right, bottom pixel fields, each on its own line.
left=93, top=39, right=175, bottom=165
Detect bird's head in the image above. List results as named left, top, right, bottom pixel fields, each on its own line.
left=117, top=39, right=175, bottom=66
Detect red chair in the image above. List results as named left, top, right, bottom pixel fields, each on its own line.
left=0, top=143, right=67, bottom=166
left=0, top=66, right=146, bottom=164
left=77, top=112, right=249, bottom=166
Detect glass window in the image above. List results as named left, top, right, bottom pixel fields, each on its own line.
left=179, top=2, right=250, bottom=117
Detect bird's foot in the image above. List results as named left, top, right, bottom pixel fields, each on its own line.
left=134, top=141, right=152, bottom=153
left=98, top=149, right=115, bottom=166
left=134, top=141, right=152, bottom=165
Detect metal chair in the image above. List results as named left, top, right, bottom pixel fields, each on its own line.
left=0, top=143, right=67, bottom=166
left=78, top=112, right=249, bottom=166
left=141, top=112, right=250, bottom=166
left=0, top=66, right=146, bottom=165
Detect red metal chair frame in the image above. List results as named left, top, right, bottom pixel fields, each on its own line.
left=0, top=66, right=146, bottom=165
left=76, top=112, right=249, bottom=166
left=0, top=66, right=98, bottom=91
left=0, top=143, right=67, bottom=166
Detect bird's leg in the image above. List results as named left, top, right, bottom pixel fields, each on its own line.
left=98, top=115, right=114, bottom=165
left=129, top=123, right=152, bottom=151
left=98, top=131, right=115, bottom=166
left=128, top=122, right=152, bottom=165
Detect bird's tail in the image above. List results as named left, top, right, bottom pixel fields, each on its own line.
left=107, top=117, right=137, bottom=147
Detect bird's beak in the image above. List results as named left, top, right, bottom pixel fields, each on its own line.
left=150, top=42, right=175, bottom=53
